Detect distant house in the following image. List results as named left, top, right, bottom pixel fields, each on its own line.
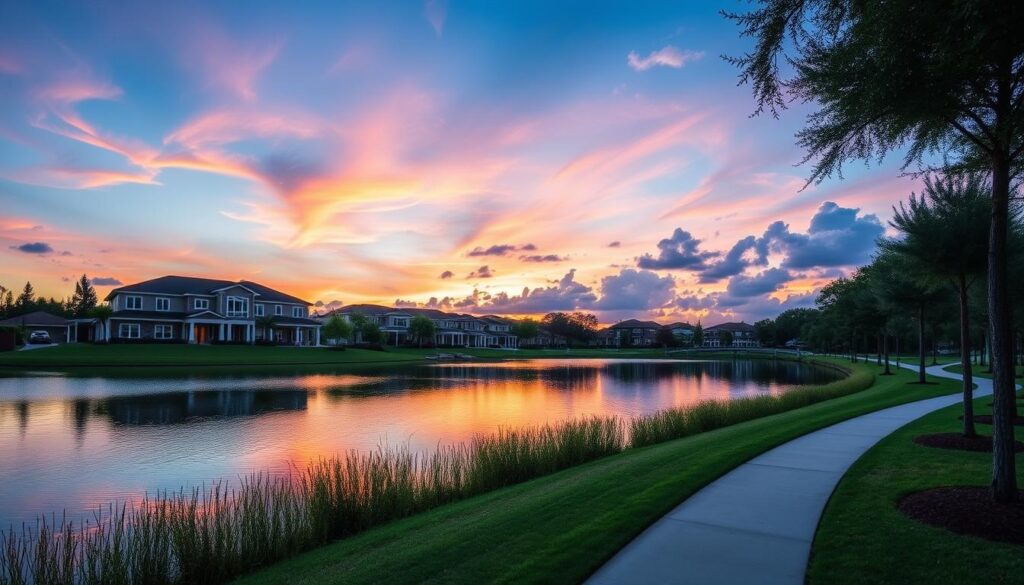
left=520, top=326, right=568, bottom=348
left=665, top=321, right=695, bottom=344
left=593, top=319, right=663, bottom=347
left=103, top=276, right=320, bottom=345
left=325, top=305, right=518, bottom=348
left=704, top=322, right=759, bottom=348
left=0, top=311, right=72, bottom=343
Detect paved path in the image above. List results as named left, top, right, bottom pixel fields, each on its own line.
left=587, top=362, right=987, bottom=585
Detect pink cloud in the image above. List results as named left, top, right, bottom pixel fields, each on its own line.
left=627, top=46, right=704, bottom=72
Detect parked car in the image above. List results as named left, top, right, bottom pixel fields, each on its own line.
left=28, top=330, right=52, bottom=344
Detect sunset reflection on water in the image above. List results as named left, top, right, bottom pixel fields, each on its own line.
left=0, top=359, right=839, bottom=527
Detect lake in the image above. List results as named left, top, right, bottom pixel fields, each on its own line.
left=0, top=358, right=841, bottom=527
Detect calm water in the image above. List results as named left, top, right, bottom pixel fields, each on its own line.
left=0, top=358, right=840, bottom=527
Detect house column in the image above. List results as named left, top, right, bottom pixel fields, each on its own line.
left=219, top=323, right=226, bottom=341
left=295, top=326, right=301, bottom=346
left=188, top=323, right=195, bottom=344
left=315, top=327, right=321, bottom=346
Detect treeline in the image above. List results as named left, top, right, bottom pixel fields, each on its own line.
left=0, top=275, right=100, bottom=320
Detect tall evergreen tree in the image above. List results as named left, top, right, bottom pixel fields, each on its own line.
left=15, top=282, right=35, bottom=311
left=71, top=274, right=99, bottom=316
left=728, top=0, right=1024, bottom=502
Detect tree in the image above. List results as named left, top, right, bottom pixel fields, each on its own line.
left=754, top=318, right=776, bottom=347
left=693, top=322, right=704, bottom=347
left=256, top=315, right=276, bottom=343
left=409, top=315, right=436, bottom=347
left=542, top=312, right=599, bottom=344
left=71, top=275, right=98, bottom=317
left=321, top=315, right=352, bottom=346
left=719, top=330, right=734, bottom=348
left=884, top=175, right=992, bottom=437
left=656, top=327, right=676, bottom=348
left=360, top=322, right=383, bottom=344
left=90, top=304, right=113, bottom=341
left=727, top=0, right=1024, bottom=501
left=15, top=282, right=35, bottom=311
left=511, top=319, right=539, bottom=340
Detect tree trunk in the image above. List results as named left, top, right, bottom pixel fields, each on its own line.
left=895, top=335, right=900, bottom=368
left=989, top=154, right=1018, bottom=503
left=958, top=276, right=976, bottom=438
left=876, top=333, right=882, bottom=366
left=883, top=332, right=892, bottom=375
left=917, top=303, right=926, bottom=384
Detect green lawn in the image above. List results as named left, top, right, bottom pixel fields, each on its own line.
left=0, top=343, right=677, bottom=370
left=809, top=395, right=1024, bottom=584
left=235, top=361, right=960, bottom=585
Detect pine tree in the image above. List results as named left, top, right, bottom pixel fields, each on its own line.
left=72, top=274, right=98, bottom=316
left=16, top=282, right=35, bottom=309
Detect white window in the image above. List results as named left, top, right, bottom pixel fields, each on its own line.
left=156, top=297, right=170, bottom=312
left=275, top=305, right=283, bottom=316
left=255, top=304, right=265, bottom=317
left=119, top=323, right=140, bottom=339
left=292, top=307, right=303, bottom=318
left=154, top=324, right=174, bottom=339
left=194, top=298, right=210, bottom=310
left=124, top=296, right=143, bottom=310
left=226, top=296, right=249, bottom=318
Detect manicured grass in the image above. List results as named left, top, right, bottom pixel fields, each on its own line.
left=0, top=344, right=679, bottom=370
left=235, top=361, right=959, bottom=585
left=808, top=394, right=1024, bottom=584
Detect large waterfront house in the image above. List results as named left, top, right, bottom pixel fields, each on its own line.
left=703, top=322, right=759, bottom=348
left=103, top=276, right=321, bottom=345
left=322, top=304, right=519, bottom=349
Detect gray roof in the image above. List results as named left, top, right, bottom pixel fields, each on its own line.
left=0, top=311, right=69, bottom=327
left=105, top=275, right=311, bottom=305
left=707, top=321, right=756, bottom=332
left=609, top=319, right=662, bottom=330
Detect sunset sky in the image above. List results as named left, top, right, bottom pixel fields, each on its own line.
left=0, top=0, right=920, bottom=324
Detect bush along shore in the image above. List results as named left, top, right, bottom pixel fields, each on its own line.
left=0, top=359, right=865, bottom=585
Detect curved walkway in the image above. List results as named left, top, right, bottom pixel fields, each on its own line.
left=587, top=362, right=989, bottom=585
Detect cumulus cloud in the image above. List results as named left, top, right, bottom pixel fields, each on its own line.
left=11, top=242, right=53, bottom=254
left=725, top=267, right=793, bottom=298
left=394, top=298, right=418, bottom=308
left=636, top=228, right=718, bottom=270
left=594, top=269, right=675, bottom=311
left=90, top=277, right=123, bottom=286
left=697, top=201, right=884, bottom=282
left=456, top=270, right=598, bottom=314
left=467, top=265, right=494, bottom=279
left=439, top=270, right=454, bottom=279
left=773, top=202, right=884, bottom=269
left=311, top=299, right=344, bottom=313
left=608, top=241, right=621, bottom=248
left=520, top=254, right=565, bottom=263
left=699, top=235, right=768, bottom=283
left=627, top=46, right=704, bottom=72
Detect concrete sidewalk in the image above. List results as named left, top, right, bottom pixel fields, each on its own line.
left=587, top=363, right=985, bottom=585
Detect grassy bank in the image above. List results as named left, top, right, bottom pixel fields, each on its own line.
left=0, top=344, right=683, bottom=370
left=235, top=362, right=959, bottom=585
left=1, top=357, right=869, bottom=584
left=808, top=395, right=1024, bottom=584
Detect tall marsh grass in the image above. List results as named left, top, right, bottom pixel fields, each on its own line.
left=1, top=359, right=864, bottom=585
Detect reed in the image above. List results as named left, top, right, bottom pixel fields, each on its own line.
left=0, top=359, right=865, bottom=585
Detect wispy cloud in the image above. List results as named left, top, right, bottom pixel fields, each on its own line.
left=425, top=0, right=448, bottom=37
left=627, top=45, right=703, bottom=71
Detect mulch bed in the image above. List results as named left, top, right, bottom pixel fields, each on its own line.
left=913, top=433, right=1024, bottom=453
left=899, top=487, right=1024, bottom=545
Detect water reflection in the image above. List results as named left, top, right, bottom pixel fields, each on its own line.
left=0, top=358, right=840, bottom=527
